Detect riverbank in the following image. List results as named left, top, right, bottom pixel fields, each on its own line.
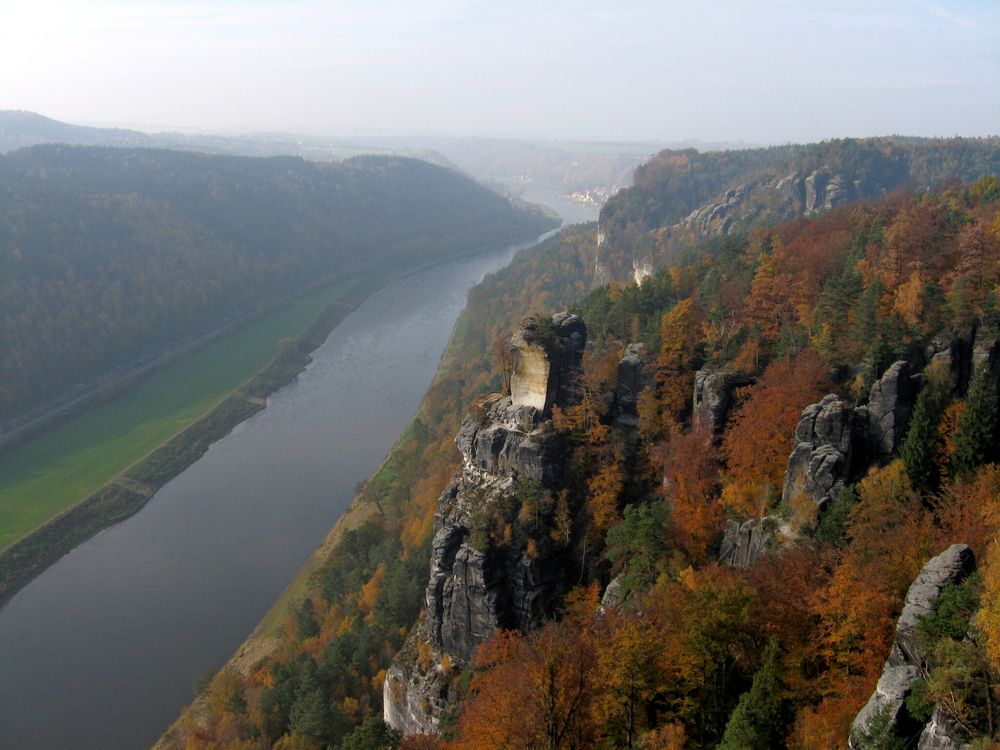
left=0, top=280, right=373, bottom=607
left=0, top=218, right=562, bottom=609
left=152, top=491, right=381, bottom=750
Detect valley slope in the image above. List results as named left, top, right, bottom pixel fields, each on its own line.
left=157, top=136, right=1000, bottom=750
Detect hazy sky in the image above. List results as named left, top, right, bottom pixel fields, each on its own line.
left=1, top=0, right=997, bottom=143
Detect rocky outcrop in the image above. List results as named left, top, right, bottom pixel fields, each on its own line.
left=383, top=656, right=449, bottom=737
left=633, top=259, right=654, bottom=284
left=718, top=517, right=776, bottom=568
left=385, top=313, right=586, bottom=736
left=600, top=574, right=627, bottom=611
left=782, top=361, right=919, bottom=511
left=926, top=334, right=974, bottom=396
left=889, top=543, right=975, bottom=670
left=918, top=706, right=971, bottom=750
left=782, top=394, right=854, bottom=508
left=509, top=312, right=586, bottom=414
left=692, top=369, right=749, bottom=435
left=856, top=360, right=917, bottom=464
left=457, top=395, right=560, bottom=484
left=615, top=343, right=646, bottom=426
left=679, top=170, right=863, bottom=239
left=849, top=544, right=976, bottom=749
left=972, top=330, right=999, bottom=385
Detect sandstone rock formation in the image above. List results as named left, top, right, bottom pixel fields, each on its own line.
left=718, top=517, right=777, bottom=568
left=855, top=360, right=917, bottom=464
left=849, top=544, right=976, bottom=750
left=926, top=334, right=974, bottom=396
left=679, top=170, right=863, bottom=239
left=692, top=368, right=749, bottom=435
left=384, top=313, right=586, bottom=736
left=509, top=312, right=586, bottom=414
left=782, top=360, right=919, bottom=513
left=782, top=394, right=854, bottom=509
left=615, top=343, right=646, bottom=426
left=971, top=330, right=999, bottom=386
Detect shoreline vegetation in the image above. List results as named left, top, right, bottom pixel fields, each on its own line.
left=0, top=227, right=552, bottom=609
left=0, top=279, right=369, bottom=607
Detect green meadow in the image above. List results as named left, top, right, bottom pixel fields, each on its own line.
left=0, top=276, right=369, bottom=551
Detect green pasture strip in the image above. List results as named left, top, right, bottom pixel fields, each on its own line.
left=0, top=275, right=368, bottom=550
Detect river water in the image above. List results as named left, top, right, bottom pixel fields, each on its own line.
left=0, top=188, right=596, bottom=750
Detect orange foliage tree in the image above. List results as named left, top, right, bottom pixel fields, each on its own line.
left=721, top=349, right=831, bottom=516
left=456, top=617, right=597, bottom=749
left=654, top=299, right=703, bottom=430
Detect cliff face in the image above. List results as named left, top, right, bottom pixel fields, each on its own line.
left=384, top=313, right=586, bottom=736
left=849, top=544, right=977, bottom=750
left=592, top=138, right=1000, bottom=286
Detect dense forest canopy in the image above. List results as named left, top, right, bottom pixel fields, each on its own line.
left=0, top=145, right=555, bottom=421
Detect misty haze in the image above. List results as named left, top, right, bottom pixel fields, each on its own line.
left=0, top=2, right=998, bottom=750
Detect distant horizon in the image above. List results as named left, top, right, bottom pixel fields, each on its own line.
left=4, top=108, right=996, bottom=152
left=1, top=1, right=997, bottom=144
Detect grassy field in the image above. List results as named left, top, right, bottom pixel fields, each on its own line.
left=0, top=275, right=372, bottom=551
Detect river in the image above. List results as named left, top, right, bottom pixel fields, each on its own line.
left=0, top=188, right=596, bottom=750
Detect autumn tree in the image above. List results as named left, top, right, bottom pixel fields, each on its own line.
left=594, top=615, right=663, bottom=748
left=456, top=620, right=597, bottom=750
left=661, top=425, right=722, bottom=562
left=654, top=299, right=703, bottom=430
left=648, top=566, right=757, bottom=741
left=743, top=248, right=797, bottom=348
left=721, top=349, right=831, bottom=516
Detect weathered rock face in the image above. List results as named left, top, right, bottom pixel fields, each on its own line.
left=679, top=170, right=862, bottom=240
left=856, top=360, right=917, bottom=465
left=600, top=574, right=627, bottom=612
left=692, top=369, right=749, bottom=435
left=510, top=313, right=586, bottom=415
left=849, top=544, right=976, bottom=750
left=782, top=362, right=918, bottom=512
left=424, top=469, right=564, bottom=662
left=926, top=334, right=974, bottom=396
left=383, top=657, right=448, bottom=737
left=888, top=543, right=976, bottom=670
left=782, top=394, right=853, bottom=508
left=615, top=343, right=646, bottom=426
left=456, top=395, right=558, bottom=484
left=972, top=330, right=999, bottom=387
left=918, top=706, right=971, bottom=750
left=385, top=313, right=586, bottom=736
left=718, top=517, right=776, bottom=568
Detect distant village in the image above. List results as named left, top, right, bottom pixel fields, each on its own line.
left=568, top=186, right=615, bottom=207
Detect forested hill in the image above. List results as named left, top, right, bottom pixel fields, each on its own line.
left=0, top=110, right=150, bottom=152
left=596, top=136, right=1000, bottom=283
left=0, top=146, right=556, bottom=421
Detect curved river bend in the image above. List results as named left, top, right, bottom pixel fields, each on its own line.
left=0, top=189, right=595, bottom=750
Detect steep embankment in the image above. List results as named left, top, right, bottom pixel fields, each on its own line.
left=387, top=178, right=1000, bottom=749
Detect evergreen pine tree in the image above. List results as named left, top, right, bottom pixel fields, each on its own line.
left=951, top=365, right=999, bottom=480
left=900, top=369, right=948, bottom=492
left=717, top=639, right=786, bottom=750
